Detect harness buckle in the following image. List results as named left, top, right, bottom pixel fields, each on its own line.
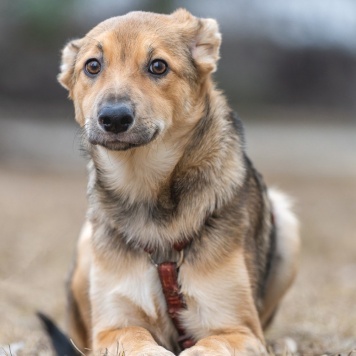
left=147, top=248, right=184, bottom=268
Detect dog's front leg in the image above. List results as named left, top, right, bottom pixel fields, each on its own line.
left=179, top=327, right=266, bottom=356
left=90, top=255, right=176, bottom=355
left=94, top=326, right=175, bottom=355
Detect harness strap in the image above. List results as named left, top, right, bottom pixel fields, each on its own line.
left=146, top=240, right=195, bottom=350
left=157, top=262, right=195, bottom=349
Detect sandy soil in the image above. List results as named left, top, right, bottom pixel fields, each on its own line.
left=0, top=117, right=355, bottom=355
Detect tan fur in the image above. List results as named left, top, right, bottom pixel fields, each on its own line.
left=59, top=9, right=300, bottom=356
left=67, top=221, right=92, bottom=349
left=179, top=249, right=263, bottom=341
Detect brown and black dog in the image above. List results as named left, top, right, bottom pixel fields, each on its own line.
left=55, top=9, right=299, bottom=356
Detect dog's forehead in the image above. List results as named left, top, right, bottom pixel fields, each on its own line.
left=85, top=11, right=187, bottom=48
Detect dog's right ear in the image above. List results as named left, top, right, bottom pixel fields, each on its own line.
left=58, top=38, right=83, bottom=92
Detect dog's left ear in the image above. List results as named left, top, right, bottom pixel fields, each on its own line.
left=192, top=18, right=221, bottom=73
left=173, top=9, right=222, bottom=74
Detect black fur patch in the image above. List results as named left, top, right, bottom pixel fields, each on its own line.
left=37, top=312, right=79, bottom=356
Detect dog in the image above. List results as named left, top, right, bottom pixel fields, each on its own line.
left=55, top=9, right=300, bottom=356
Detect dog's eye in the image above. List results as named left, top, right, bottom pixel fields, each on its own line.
left=85, top=59, right=101, bottom=76
left=149, top=59, right=168, bottom=75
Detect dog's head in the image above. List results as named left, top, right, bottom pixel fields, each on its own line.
left=58, top=9, right=221, bottom=150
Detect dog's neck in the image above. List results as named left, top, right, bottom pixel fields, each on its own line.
left=93, top=131, right=191, bottom=203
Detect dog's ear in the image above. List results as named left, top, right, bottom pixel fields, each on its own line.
left=172, top=9, right=221, bottom=74
left=192, top=18, right=221, bottom=73
left=58, top=38, right=83, bottom=91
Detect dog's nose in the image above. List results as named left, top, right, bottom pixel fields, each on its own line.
left=98, top=104, right=134, bottom=134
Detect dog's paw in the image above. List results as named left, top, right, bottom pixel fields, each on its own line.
left=179, top=345, right=231, bottom=356
left=179, top=343, right=267, bottom=356
left=131, top=345, right=175, bottom=356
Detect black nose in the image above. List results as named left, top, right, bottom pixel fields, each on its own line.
left=98, top=104, right=134, bottom=134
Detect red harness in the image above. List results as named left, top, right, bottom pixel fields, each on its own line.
left=145, top=241, right=195, bottom=350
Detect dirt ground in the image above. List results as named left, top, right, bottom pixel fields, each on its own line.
left=0, top=115, right=355, bottom=355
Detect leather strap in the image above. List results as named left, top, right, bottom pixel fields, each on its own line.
left=147, top=240, right=195, bottom=350
left=157, top=262, right=184, bottom=332
left=157, top=262, right=195, bottom=350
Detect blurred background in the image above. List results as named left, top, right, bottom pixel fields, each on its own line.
left=1, top=0, right=356, bottom=118
left=0, top=0, right=355, bottom=355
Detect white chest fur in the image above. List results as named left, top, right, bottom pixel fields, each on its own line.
left=96, top=139, right=183, bottom=203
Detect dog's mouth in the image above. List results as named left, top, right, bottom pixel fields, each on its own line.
left=87, top=125, right=161, bottom=151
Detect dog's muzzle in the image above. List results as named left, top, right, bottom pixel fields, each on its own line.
left=98, top=103, right=134, bottom=134
left=88, top=100, right=160, bottom=151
